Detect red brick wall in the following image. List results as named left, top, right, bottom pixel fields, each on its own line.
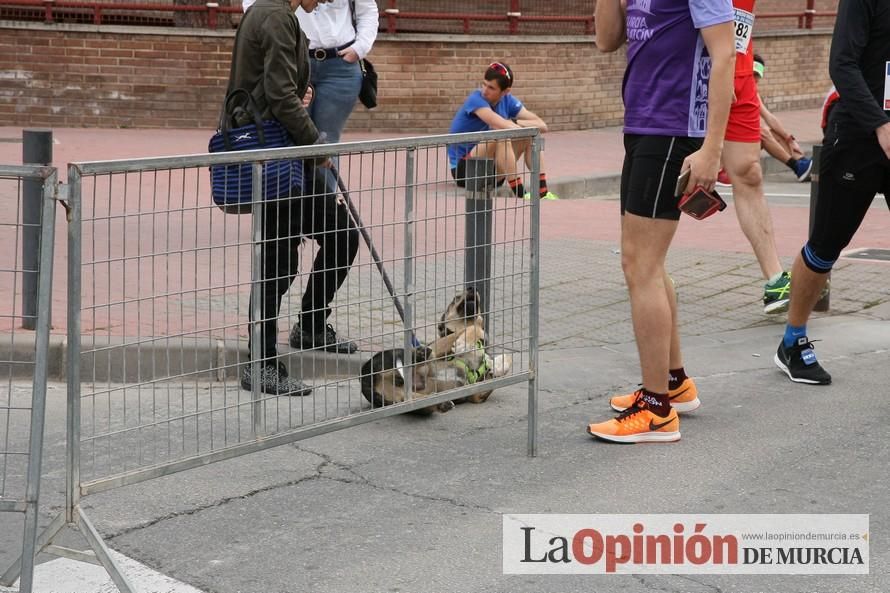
left=0, top=25, right=231, bottom=128
left=0, top=23, right=832, bottom=132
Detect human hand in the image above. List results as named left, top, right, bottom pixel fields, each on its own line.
left=335, top=194, right=346, bottom=206
left=301, top=85, right=313, bottom=108
left=877, top=122, right=890, bottom=160
left=681, top=146, right=721, bottom=193
left=338, top=47, right=359, bottom=63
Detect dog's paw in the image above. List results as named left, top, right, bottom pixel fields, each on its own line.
left=437, top=400, right=456, bottom=413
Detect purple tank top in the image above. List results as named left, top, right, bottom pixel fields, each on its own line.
left=622, top=0, right=734, bottom=138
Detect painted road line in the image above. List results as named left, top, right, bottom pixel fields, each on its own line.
left=0, top=549, right=206, bottom=593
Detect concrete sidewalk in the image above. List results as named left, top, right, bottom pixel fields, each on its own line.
left=5, top=197, right=890, bottom=591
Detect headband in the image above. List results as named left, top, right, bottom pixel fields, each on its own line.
left=753, top=61, right=765, bottom=78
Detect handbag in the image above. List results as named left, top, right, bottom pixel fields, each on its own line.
left=349, top=0, right=378, bottom=109
left=208, top=88, right=304, bottom=214
left=358, top=57, right=378, bottom=109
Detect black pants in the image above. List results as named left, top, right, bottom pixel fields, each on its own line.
left=248, top=169, right=359, bottom=361
left=806, top=126, right=890, bottom=271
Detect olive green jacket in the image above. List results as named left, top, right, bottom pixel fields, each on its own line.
left=224, top=0, right=319, bottom=146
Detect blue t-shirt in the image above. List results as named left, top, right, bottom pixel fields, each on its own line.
left=623, top=0, right=734, bottom=137
left=447, top=90, right=524, bottom=168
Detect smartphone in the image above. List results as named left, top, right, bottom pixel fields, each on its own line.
left=678, top=187, right=727, bottom=220
left=674, top=169, right=691, bottom=198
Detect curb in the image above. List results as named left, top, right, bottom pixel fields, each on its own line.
left=550, top=146, right=815, bottom=199
left=1, top=332, right=366, bottom=383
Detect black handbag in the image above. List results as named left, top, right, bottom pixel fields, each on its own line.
left=208, top=88, right=304, bottom=214
left=349, top=0, right=378, bottom=109
left=358, top=57, right=378, bottom=109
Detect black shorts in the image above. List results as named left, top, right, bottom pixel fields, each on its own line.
left=450, top=158, right=506, bottom=189
left=620, top=134, right=703, bottom=220
left=807, top=129, right=890, bottom=265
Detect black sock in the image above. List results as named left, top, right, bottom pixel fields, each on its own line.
left=639, top=389, right=671, bottom=417
left=669, top=368, right=688, bottom=390
left=786, top=157, right=799, bottom=171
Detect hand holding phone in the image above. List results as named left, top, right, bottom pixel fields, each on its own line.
left=678, top=186, right=727, bottom=220
left=674, top=168, right=691, bottom=198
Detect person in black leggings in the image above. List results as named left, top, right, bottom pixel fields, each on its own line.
left=775, top=0, right=890, bottom=385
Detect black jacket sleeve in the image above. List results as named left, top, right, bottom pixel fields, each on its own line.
left=829, top=0, right=890, bottom=133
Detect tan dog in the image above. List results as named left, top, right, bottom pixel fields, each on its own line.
left=437, top=287, right=512, bottom=404
left=360, top=287, right=512, bottom=413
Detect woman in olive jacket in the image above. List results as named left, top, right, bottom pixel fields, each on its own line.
left=226, top=0, right=360, bottom=397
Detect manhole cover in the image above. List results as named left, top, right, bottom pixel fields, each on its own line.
left=844, top=248, right=890, bottom=262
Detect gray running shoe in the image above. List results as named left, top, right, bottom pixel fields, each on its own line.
left=240, top=362, right=312, bottom=396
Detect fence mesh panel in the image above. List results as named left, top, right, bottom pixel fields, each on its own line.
left=0, top=172, right=40, bottom=505
left=72, top=133, right=537, bottom=490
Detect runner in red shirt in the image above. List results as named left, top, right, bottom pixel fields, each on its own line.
left=719, top=0, right=791, bottom=315
left=753, top=54, right=814, bottom=181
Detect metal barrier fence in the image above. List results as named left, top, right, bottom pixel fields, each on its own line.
left=0, top=165, right=58, bottom=593
left=11, top=129, right=540, bottom=591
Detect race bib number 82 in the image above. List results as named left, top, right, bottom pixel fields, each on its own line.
left=734, top=8, right=755, bottom=54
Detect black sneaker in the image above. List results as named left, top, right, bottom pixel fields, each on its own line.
left=289, top=322, right=358, bottom=354
left=774, top=337, right=831, bottom=385
left=240, top=362, right=312, bottom=396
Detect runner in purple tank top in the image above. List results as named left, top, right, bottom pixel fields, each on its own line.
left=587, top=0, right=736, bottom=444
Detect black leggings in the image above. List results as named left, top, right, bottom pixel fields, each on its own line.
left=248, top=169, right=359, bottom=361
left=805, top=130, right=890, bottom=273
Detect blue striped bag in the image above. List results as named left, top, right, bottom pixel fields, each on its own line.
left=209, top=89, right=304, bottom=213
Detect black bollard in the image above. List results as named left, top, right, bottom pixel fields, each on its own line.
left=463, top=158, right=496, bottom=334
left=22, top=129, right=53, bottom=330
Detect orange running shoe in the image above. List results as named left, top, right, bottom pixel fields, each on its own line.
left=610, top=378, right=700, bottom=413
left=587, top=395, right=680, bottom=443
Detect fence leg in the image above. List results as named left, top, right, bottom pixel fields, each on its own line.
left=808, top=145, right=830, bottom=312
left=403, top=149, right=416, bottom=397
left=0, top=512, right=65, bottom=587
left=249, top=163, right=265, bottom=437
left=21, top=129, right=52, bottom=331
left=528, top=137, right=541, bottom=457
left=463, top=158, right=495, bottom=335
left=77, top=508, right=136, bottom=593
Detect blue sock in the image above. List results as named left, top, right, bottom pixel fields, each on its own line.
left=783, top=324, right=807, bottom=348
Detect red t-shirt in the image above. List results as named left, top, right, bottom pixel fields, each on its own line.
left=733, top=0, right=756, bottom=76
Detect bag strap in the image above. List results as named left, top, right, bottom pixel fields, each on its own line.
left=220, top=88, right=266, bottom=150
left=219, top=13, right=269, bottom=150
left=349, top=0, right=365, bottom=69
left=349, top=0, right=357, bottom=33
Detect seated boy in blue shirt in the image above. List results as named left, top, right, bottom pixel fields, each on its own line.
left=447, top=62, right=558, bottom=200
